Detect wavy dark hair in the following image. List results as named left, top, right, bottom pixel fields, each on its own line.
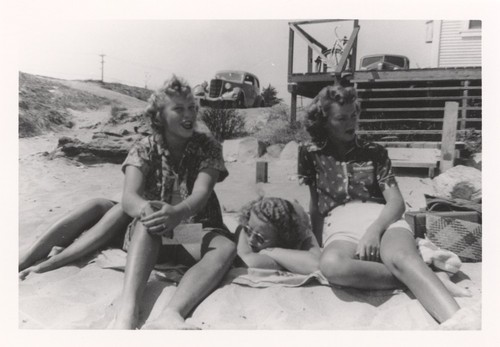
left=303, top=85, right=360, bottom=145
left=144, top=75, right=197, bottom=134
left=238, top=197, right=310, bottom=249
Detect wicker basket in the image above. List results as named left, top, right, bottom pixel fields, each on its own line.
left=425, top=213, right=482, bottom=262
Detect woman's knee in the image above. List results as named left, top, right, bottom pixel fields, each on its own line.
left=208, top=237, right=237, bottom=262
left=382, top=248, right=421, bottom=275
left=319, top=251, right=351, bottom=283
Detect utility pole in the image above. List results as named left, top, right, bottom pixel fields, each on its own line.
left=99, top=54, right=106, bottom=82
left=144, top=72, right=150, bottom=89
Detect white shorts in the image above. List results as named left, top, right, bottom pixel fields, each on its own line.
left=323, top=201, right=413, bottom=248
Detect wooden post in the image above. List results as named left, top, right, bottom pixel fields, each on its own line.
left=350, top=20, right=359, bottom=71
left=460, top=80, right=470, bottom=130
left=307, top=47, right=312, bottom=73
left=440, top=102, right=459, bottom=173
left=256, top=161, right=268, bottom=183
left=290, top=92, right=297, bottom=125
left=288, top=27, right=294, bottom=77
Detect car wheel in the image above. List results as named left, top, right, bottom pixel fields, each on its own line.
left=236, top=93, right=245, bottom=109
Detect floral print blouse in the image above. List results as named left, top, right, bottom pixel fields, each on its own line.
left=298, top=137, right=398, bottom=216
left=121, top=131, right=229, bottom=229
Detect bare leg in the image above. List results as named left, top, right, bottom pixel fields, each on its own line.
left=112, top=222, right=162, bottom=329
left=19, top=204, right=131, bottom=280
left=320, top=240, right=402, bottom=289
left=143, top=234, right=236, bottom=329
left=19, top=198, right=116, bottom=271
left=380, top=228, right=460, bottom=323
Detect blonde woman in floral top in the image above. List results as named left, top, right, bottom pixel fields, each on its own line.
left=19, top=76, right=235, bottom=330
left=299, top=85, right=461, bottom=324
left=112, top=76, right=235, bottom=329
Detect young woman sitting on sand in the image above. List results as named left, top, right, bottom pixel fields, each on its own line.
left=235, top=197, right=321, bottom=275
left=20, top=75, right=236, bottom=330
left=298, top=84, right=468, bottom=325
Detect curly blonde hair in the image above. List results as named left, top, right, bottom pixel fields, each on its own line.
left=303, top=85, right=360, bottom=144
left=238, top=197, right=311, bottom=249
left=144, top=75, right=197, bottom=134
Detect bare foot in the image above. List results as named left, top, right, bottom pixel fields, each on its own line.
left=435, top=272, right=472, bottom=297
left=142, top=309, right=200, bottom=330
left=19, top=265, right=41, bottom=281
left=110, top=306, right=139, bottom=330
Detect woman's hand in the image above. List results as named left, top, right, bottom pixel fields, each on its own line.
left=356, top=226, right=383, bottom=262
left=140, top=201, right=183, bottom=237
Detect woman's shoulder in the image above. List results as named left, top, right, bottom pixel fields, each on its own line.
left=192, top=132, right=223, bottom=151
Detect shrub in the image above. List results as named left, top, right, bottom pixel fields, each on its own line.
left=200, top=106, right=246, bottom=141
left=262, top=84, right=283, bottom=107
left=458, top=128, right=482, bottom=157
left=253, top=105, right=310, bottom=145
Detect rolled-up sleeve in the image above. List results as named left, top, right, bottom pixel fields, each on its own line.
left=121, top=140, right=151, bottom=177
left=375, top=147, right=398, bottom=192
left=298, top=145, right=315, bottom=186
left=198, top=138, right=229, bottom=182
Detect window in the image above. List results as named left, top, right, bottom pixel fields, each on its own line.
left=460, top=20, right=482, bottom=38
left=468, top=20, right=481, bottom=29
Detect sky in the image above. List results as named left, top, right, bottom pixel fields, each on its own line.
left=18, top=19, right=435, bottom=105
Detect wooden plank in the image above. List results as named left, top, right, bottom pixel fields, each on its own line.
left=334, top=27, right=360, bottom=74
left=392, top=161, right=437, bottom=168
left=358, top=130, right=443, bottom=135
left=363, top=106, right=481, bottom=112
left=290, top=19, right=347, bottom=26
left=351, top=67, right=482, bottom=82
left=307, top=47, right=313, bottom=73
left=358, top=96, right=481, bottom=102
left=289, top=24, right=328, bottom=60
left=288, top=28, right=294, bottom=76
left=357, top=86, right=482, bottom=92
left=290, top=92, right=297, bottom=125
left=358, top=118, right=482, bottom=123
left=440, top=102, right=459, bottom=173
left=461, top=80, right=470, bottom=130
left=357, top=129, right=480, bottom=135
left=387, top=148, right=440, bottom=162
left=351, top=20, right=359, bottom=71
left=256, top=161, right=268, bottom=183
left=376, top=141, right=465, bottom=149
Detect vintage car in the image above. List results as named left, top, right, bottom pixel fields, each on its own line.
left=197, top=70, right=265, bottom=108
left=359, top=54, right=410, bottom=71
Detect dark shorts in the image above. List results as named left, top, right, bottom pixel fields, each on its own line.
left=121, top=218, right=235, bottom=266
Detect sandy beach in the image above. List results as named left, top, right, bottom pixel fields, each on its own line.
left=18, top=80, right=482, bottom=330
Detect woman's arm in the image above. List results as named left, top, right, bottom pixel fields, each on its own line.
left=259, top=247, right=320, bottom=275
left=121, top=166, right=148, bottom=218
left=236, top=228, right=282, bottom=270
left=259, top=229, right=321, bottom=274
left=308, top=185, right=324, bottom=246
left=140, top=168, right=220, bottom=233
left=357, top=185, right=406, bottom=261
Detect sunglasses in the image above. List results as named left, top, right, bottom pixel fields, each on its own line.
left=242, top=225, right=266, bottom=245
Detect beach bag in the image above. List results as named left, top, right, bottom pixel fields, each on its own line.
left=425, top=213, right=482, bottom=262
left=405, top=194, right=482, bottom=262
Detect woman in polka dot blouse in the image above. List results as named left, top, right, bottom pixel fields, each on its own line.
left=298, top=85, right=461, bottom=324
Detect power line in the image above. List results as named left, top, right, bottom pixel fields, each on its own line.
left=99, top=54, right=106, bottom=82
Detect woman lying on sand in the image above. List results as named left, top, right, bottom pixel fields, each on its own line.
left=20, top=75, right=236, bottom=330
left=235, top=197, right=321, bottom=274
left=298, top=84, right=468, bottom=325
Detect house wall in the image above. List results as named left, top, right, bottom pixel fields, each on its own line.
left=435, top=20, right=482, bottom=67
